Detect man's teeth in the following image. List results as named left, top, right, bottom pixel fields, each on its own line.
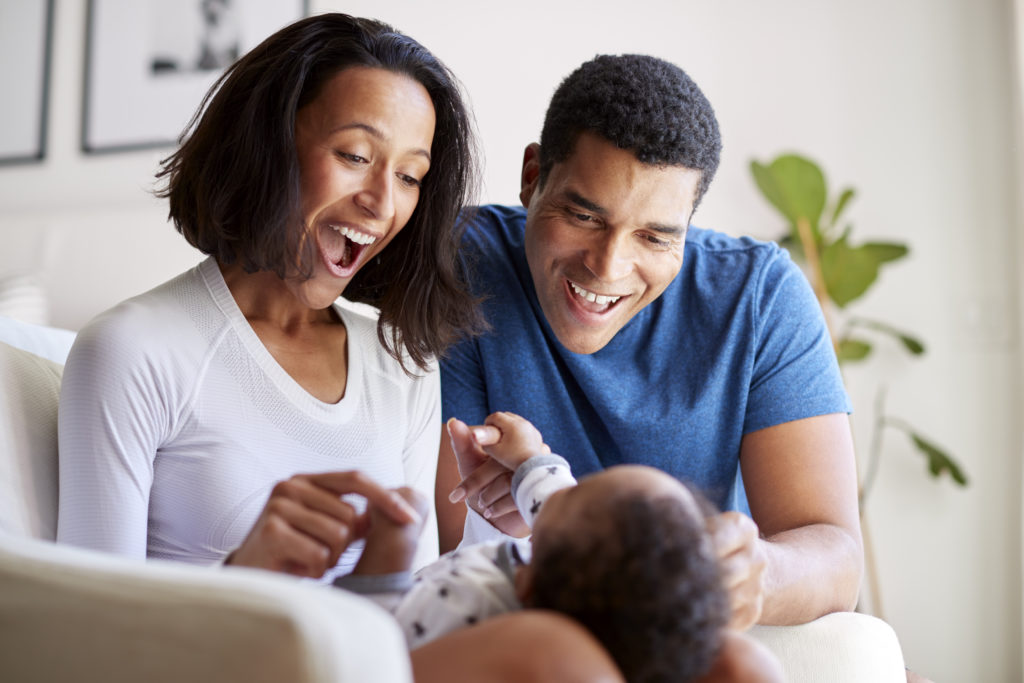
left=331, top=225, right=377, bottom=245
left=570, top=282, right=620, bottom=306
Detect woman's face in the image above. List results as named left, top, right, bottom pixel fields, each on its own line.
left=291, top=66, right=436, bottom=308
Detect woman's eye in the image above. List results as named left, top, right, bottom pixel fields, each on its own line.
left=337, top=151, right=367, bottom=164
left=398, top=173, right=422, bottom=188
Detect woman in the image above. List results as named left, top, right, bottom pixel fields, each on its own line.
left=57, top=14, right=624, bottom=681
left=57, top=13, right=480, bottom=581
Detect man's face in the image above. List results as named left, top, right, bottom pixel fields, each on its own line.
left=520, top=132, right=701, bottom=354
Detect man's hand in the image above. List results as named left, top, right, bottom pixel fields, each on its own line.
left=226, top=471, right=421, bottom=578
left=445, top=417, right=530, bottom=537
left=708, top=511, right=768, bottom=631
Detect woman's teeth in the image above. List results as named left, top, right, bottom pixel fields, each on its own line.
left=570, top=282, right=621, bottom=306
left=331, top=225, right=377, bottom=245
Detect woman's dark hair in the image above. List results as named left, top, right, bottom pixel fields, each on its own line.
left=156, top=13, right=483, bottom=371
left=539, top=54, right=721, bottom=209
left=527, top=490, right=729, bottom=683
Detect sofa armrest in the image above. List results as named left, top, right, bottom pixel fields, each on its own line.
left=0, top=534, right=413, bottom=683
left=750, top=612, right=906, bottom=683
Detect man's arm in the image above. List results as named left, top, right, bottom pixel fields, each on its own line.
left=736, top=412, right=863, bottom=625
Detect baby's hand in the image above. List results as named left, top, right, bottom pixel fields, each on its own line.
left=481, top=411, right=550, bottom=471
left=352, top=486, right=429, bottom=576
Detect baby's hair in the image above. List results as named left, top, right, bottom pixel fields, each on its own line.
left=527, top=488, right=728, bottom=682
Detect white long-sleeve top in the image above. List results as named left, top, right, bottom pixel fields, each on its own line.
left=57, top=257, right=440, bottom=580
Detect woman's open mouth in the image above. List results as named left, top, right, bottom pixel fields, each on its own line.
left=320, top=223, right=380, bottom=276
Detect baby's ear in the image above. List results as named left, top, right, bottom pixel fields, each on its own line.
left=513, top=563, right=536, bottom=605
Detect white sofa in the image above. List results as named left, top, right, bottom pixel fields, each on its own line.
left=0, top=322, right=413, bottom=683
left=0, top=315, right=908, bottom=682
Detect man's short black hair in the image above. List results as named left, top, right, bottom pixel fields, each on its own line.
left=539, top=54, right=721, bottom=208
left=527, top=489, right=729, bottom=682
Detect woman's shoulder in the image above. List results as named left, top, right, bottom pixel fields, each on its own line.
left=334, top=297, right=381, bottom=351
left=70, top=264, right=220, bottom=376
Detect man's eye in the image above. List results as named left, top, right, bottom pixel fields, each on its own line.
left=573, top=212, right=594, bottom=223
left=644, top=234, right=671, bottom=248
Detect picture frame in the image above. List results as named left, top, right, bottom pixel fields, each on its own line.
left=82, top=0, right=307, bottom=154
left=0, top=0, right=54, bottom=165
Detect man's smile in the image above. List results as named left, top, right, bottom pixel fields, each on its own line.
left=563, top=279, right=628, bottom=319
left=568, top=279, right=623, bottom=306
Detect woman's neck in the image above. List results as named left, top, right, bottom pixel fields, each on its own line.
left=218, top=260, right=350, bottom=404
left=218, top=261, right=339, bottom=331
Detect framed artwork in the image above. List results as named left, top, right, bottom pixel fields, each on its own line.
left=82, top=0, right=307, bottom=154
left=0, top=0, right=54, bottom=165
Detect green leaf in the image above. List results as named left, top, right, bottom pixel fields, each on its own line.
left=751, top=160, right=790, bottom=221
left=829, top=187, right=856, bottom=230
left=820, top=238, right=909, bottom=307
left=837, top=338, right=872, bottom=363
left=863, top=242, right=909, bottom=264
left=898, top=334, right=925, bottom=355
left=750, top=155, right=827, bottom=239
left=820, top=237, right=879, bottom=306
left=849, top=317, right=926, bottom=356
left=909, top=433, right=968, bottom=486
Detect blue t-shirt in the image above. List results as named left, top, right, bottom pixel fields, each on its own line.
left=441, top=205, right=850, bottom=510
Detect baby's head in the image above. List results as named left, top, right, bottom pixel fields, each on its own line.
left=517, top=465, right=728, bottom=683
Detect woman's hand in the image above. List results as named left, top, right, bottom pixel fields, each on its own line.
left=708, top=511, right=768, bottom=630
left=226, top=471, right=421, bottom=578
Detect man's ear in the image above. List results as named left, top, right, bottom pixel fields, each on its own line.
left=519, top=143, right=542, bottom=209
left=513, top=562, right=535, bottom=605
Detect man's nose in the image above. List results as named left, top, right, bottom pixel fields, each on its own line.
left=583, top=231, right=634, bottom=282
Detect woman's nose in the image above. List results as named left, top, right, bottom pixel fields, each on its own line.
left=355, top=167, right=395, bottom=221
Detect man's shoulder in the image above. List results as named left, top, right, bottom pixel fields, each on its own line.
left=685, top=226, right=782, bottom=259
left=456, top=205, right=531, bottom=299
left=461, top=204, right=526, bottom=249
left=681, top=227, right=796, bottom=291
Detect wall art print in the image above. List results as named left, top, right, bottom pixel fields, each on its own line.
left=82, top=0, right=307, bottom=153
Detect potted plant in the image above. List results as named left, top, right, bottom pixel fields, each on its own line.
left=750, top=153, right=968, bottom=615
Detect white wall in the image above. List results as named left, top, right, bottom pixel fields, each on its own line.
left=0, top=1, right=1020, bottom=680
left=1013, top=0, right=1024, bottom=676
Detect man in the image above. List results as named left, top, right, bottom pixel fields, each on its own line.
left=436, top=54, right=863, bottom=629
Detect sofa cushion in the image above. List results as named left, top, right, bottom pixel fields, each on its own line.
left=0, top=533, right=414, bottom=683
left=0, top=314, right=76, bottom=365
left=0, top=341, right=62, bottom=540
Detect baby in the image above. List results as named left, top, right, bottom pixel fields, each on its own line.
left=336, top=412, right=780, bottom=683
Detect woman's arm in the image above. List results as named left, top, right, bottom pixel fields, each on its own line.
left=399, top=361, right=443, bottom=570
left=57, top=317, right=165, bottom=556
